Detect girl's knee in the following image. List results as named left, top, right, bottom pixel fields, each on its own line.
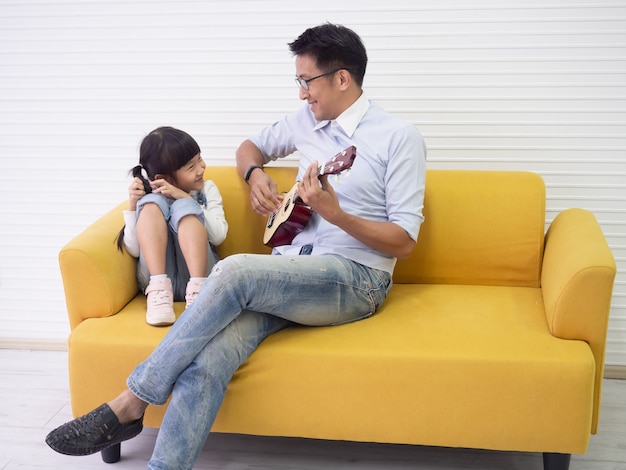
left=170, top=200, right=204, bottom=232
left=137, top=197, right=169, bottom=220
left=175, top=213, right=205, bottom=231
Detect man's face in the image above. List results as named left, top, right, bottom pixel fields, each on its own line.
left=295, top=54, right=341, bottom=122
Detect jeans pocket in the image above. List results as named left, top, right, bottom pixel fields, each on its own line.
left=368, top=269, right=392, bottom=312
left=329, top=265, right=392, bottom=326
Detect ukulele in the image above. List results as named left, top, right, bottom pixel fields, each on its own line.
left=263, top=145, right=357, bottom=247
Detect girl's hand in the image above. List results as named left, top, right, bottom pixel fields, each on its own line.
left=128, top=177, right=147, bottom=211
left=150, top=178, right=190, bottom=200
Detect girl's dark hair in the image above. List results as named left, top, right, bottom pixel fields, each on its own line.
left=138, top=126, right=201, bottom=181
left=288, top=23, right=368, bottom=87
left=116, top=127, right=201, bottom=251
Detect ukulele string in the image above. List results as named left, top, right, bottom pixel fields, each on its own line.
left=271, top=158, right=336, bottom=212
left=272, top=185, right=298, bottom=213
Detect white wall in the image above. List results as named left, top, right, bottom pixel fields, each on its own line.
left=1, top=0, right=625, bottom=364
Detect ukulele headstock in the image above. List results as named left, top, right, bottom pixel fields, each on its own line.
left=318, top=146, right=357, bottom=177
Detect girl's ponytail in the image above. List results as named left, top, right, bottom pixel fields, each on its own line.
left=132, top=165, right=152, bottom=194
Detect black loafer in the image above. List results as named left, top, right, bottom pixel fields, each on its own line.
left=45, top=403, right=143, bottom=456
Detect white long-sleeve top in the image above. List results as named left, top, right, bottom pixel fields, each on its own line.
left=121, top=180, right=228, bottom=258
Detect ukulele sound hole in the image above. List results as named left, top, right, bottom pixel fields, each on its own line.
left=266, top=198, right=292, bottom=229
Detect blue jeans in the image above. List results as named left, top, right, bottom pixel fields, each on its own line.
left=126, top=253, right=392, bottom=469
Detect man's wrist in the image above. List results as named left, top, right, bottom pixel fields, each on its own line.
left=244, top=165, right=264, bottom=184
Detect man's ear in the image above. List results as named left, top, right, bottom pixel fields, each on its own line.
left=337, top=69, right=352, bottom=90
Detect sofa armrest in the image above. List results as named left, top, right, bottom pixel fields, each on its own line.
left=541, top=208, right=616, bottom=432
left=59, top=202, right=138, bottom=330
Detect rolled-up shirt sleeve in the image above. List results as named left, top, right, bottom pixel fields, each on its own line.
left=384, top=124, right=427, bottom=242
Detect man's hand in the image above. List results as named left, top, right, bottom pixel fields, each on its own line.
left=236, top=139, right=283, bottom=216
left=299, top=161, right=416, bottom=259
left=298, top=161, right=342, bottom=224
left=248, top=170, right=283, bottom=216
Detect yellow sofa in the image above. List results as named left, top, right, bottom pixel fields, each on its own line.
left=59, top=167, right=616, bottom=470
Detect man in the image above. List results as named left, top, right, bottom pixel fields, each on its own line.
left=46, top=23, right=426, bottom=469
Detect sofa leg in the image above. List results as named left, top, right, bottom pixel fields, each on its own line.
left=101, top=443, right=121, bottom=463
left=543, top=452, right=571, bottom=470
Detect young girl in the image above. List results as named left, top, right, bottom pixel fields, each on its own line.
left=118, top=127, right=228, bottom=326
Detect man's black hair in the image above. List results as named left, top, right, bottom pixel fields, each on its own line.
left=288, top=23, right=367, bottom=87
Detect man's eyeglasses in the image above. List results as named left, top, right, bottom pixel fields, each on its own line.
left=294, top=68, right=345, bottom=91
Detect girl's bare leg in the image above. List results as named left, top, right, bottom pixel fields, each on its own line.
left=137, top=202, right=175, bottom=325
left=137, top=203, right=168, bottom=275
left=177, top=215, right=208, bottom=278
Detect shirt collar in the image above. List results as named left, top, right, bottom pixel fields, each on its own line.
left=313, top=93, right=370, bottom=137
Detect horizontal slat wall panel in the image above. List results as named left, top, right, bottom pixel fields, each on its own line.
left=0, top=0, right=625, bottom=365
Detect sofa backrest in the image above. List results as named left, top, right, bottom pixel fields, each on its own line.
left=208, top=166, right=285, bottom=258
left=396, top=170, right=546, bottom=287
left=207, top=167, right=546, bottom=288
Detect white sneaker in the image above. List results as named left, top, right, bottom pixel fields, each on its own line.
left=185, top=278, right=206, bottom=308
left=145, top=277, right=175, bottom=326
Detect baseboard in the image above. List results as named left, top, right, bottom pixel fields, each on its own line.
left=604, top=365, right=626, bottom=380
left=0, top=338, right=67, bottom=351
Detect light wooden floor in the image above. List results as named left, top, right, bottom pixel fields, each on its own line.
left=1, top=349, right=625, bottom=470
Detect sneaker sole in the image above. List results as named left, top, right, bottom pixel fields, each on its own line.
left=146, top=317, right=176, bottom=327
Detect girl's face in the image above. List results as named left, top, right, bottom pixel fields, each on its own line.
left=173, top=153, right=206, bottom=192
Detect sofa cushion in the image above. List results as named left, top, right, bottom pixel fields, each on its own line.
left=395, top=170, right=546, bottom=287
left=69, top=283, right=594, bottom=454
left=213, top=283, right=594, bottom=453
left=207, top=167, right=546, bottom=287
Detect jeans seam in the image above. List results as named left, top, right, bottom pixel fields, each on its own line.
left=127, top=377, right=169, bottom=406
